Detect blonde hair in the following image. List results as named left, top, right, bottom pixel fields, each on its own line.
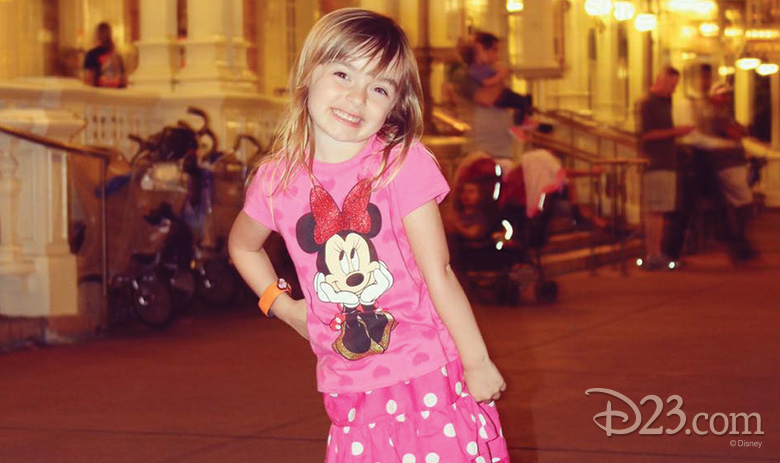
left=253, top=8, right=424, bottom=192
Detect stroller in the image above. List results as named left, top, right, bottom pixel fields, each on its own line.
left=177, top=108, right=259, bottom=306
left=69, top=121, right=198, bottom=329
left=449, top=151, right=563, bottom=304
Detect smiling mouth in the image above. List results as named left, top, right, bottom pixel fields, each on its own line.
left=332, top=108, right=363, bottom=126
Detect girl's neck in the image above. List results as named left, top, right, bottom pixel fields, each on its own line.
left=312, top=132, right=372, bottom=164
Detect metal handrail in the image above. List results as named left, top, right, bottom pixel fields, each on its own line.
left=0, top=121, right=112, bottom=306
left=526, top=115, right=649, bottom=275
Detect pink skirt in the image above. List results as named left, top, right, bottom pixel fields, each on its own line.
left=323, top=359, right=510, bottom=463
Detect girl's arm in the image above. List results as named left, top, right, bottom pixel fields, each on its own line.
left=228, top=211, right=308, bottom=339
left=403, top=201, right=506, bottom=402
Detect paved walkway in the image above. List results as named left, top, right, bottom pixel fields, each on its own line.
left=1, top=214, right=778, bottom=463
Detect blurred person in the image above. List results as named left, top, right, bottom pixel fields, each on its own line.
left=83, top=22, right=127, bottom=88
left=664, top=63, right=714, bottom=262
left=466, top=32, right=532, bottom=125
left=637, top=66, right=694, bottom=270
left=696, top=83, right=757, bottom=262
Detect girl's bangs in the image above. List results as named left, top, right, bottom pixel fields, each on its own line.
left=325, top=35, right=403, bottom=77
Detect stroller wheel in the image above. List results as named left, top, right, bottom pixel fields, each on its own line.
left=498, top=276, right=521, bottom=306
left=169, top=268, right=196, bottom=310
left=108, top=278, right=135, bottom=327
left=133, top=273, right=174, bottom=328
left=197, top=258, right=238, bottom=307
left=534, top=280, right=559, bottom=303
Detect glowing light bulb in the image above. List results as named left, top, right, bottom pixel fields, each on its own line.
left=585, top=0, right=612, bottom=16
left=698, top=22, right=719, bottom=37
left=718, top=65, right=735, bottom=76
left=613, top=1, right=635, bottom=21
left=634, top=14, right=657, bottom=32
left=756, top=63, right=779, bottom=76
left=506, top=0, right=524, bottom=12
left=736, top=58, right=761, bottom=70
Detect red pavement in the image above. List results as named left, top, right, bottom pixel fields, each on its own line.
left=1, top=214, right=779, bottom=463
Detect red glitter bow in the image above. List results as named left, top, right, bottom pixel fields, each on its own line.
left=311, top=179, right=372, bottom=245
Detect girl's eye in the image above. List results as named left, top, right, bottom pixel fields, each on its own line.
left=373, top=87, right=389, bottom=97
left=334, top=71, right=348, bottom=80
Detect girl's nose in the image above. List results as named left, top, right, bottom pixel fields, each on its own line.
left=346, top=86, right=367, bottom=107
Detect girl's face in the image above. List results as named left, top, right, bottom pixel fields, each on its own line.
left=460, top=182, right=481, bottom=208
left=307, top=56, right=401, bottom=159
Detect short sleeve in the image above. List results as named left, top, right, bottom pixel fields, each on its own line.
left=242, top=163, right=279, bottom=232
left=391, top=142, right=450, bottom=218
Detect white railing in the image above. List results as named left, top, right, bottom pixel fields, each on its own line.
left=0, top=77, right=285, bottom=318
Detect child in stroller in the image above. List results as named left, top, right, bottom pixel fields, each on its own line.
left=448, top=151, right=563, bottom=304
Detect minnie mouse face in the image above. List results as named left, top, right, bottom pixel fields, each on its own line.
left=322, top=231, right=381, bottom=294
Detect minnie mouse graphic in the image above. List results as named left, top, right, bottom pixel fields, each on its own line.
left=296, top=179, right=397, bottom=361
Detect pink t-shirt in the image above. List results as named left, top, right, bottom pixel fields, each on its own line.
left=243, top=135, right=459, bottom=393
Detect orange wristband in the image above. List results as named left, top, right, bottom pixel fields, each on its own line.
left=259, top=278, right=291, bottom=317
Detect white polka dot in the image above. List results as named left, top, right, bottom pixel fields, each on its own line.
left=479, top=426, right=488, bottom=439
left=452, top=403, right=457, bottom=410
left=425, top=452, right=440, bottom=463
left=466, top=441, right=478, bottom=455
left=329, top=393, right=338, bottom=397
left=343, top=426, right=350, bottom=434
left=368, top=423, right=376, bottom=429
left=402, top=454, right=416, bottom=463
left=488, top=401, right=495, bottom=407
left=423, top=393, right=438, bottom=407
left=492, top=458, right=502, bottom=462
left=404, top=380, right=410, bottom=385
left=471, top=414, right=476, bottom=422
left=386, top=399, right=397, bottom=414
left=443, top=423, right=456, bottom=437
left=351, top=442, right=364, bottom=456
left=455, top=381, right=463, bottom=395
left=327, top=434, right=331, bottom=446
left=421, top=410, right=430, bottom=419
left=396, top=413, right=406, bottom=422
left=479, top=414, right=486, bottom=426
left=500, top=427, right=503, bottom=437
left=441, top=366, right=448, bottom=376
left=476, top=457, right=486, bottom=463
left=365, top=390, right=372, bottom=395
left=348, top=408, right=356, bottom=422
left=389, top=437, right=394, bottom=447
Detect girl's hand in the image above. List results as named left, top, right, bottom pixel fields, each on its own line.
left=275, top=297, right=309, bottom=340
left=463, top=357, right=507, bottom=403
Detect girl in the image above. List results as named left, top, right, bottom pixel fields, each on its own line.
left=229, top=9, right=509, bottom=462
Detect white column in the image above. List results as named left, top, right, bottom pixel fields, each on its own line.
left=177, top=0, right=250, bottom=93
left=0, top=109, right=81, bottom=317
left=734, top=68, right=754, bottom=127
left=131, top=0, right=178, bottom=91
left=772, top=72, right=779, bottom=150
left=230, top=0, right=257, bottom=91
left=0, top=139, right=24, bottom=267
